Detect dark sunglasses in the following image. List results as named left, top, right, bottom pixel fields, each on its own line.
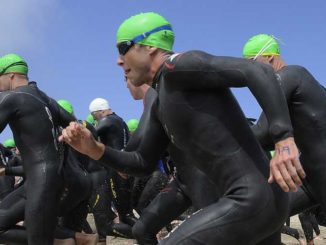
left=0, top=61, right=27, bottom=75
left=117, top=24, right=173, bottom=56
left=117, top=41, right=134, bottom=56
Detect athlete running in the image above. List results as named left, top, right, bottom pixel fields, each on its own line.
left=61, top=12, right=303, bottom=244
left=0, top=53, right=75, bottom=244
left=89, top=98, right=136, bottom=243
left=124, top=77, right=218, bottom=244
left=243, top=34, right=326, bottom=212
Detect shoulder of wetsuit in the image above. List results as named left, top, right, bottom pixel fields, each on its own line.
left=0, top=90, right=14, bottom=101
left=162, top=51, right=204, bottom=71
left=97, top=115, right=114, bottom=128
left=278, top=65, right=309, bottom=80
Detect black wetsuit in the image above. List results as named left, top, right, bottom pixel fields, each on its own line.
left=95, top=113, right=136, bottom=240
left=0, top=144, right=15, bottom=200
left=0, top=142, right=96, bottom=244
left=97, top=51, right=292, bottom=244
left=299, top=207, right=320, bottom=243
left=252, top=65, right=326, bottom=211
left=132, top=167, right=168, bottom=214
left=0, top=82, right=75, bottom=244
left=127, top=88, right=218, bottom=245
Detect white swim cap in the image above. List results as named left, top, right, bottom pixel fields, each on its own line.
left=89, top=98, right=110, bottom=112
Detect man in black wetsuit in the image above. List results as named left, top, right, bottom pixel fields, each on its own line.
left=243, top=34, right=326, bottom=214
left=89, top=97, right=136, bottom=243
left=122, top=77, right=218, bottom=244
left=61, top=12, right=304, bottom=244
left=0, top=53, right=75, bottom=244
left=0, top=99, right=100, bottom=245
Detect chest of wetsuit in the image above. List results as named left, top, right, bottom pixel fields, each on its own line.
left=152, top=52, right=284, bottom=191
left=0, top=82, right=75, bottom=164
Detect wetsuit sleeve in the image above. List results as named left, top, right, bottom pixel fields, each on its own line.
left=251, top=113, right=274, bottom=150
left=163, top=51, right=293, bottom=142
left=99, top=100, right=169, bottom=176
left=125, top=89, right=157, bottom=151
left=0, top=93, right=14, bottom=133
left=5, top=165, right=24, bottom=176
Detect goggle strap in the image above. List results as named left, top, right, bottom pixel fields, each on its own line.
left=131, top=25, right=172, bottom=43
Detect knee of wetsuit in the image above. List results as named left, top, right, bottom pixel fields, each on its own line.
left=132, top=221, right=157, bottom=244
left=120, top=213, right=137, bottom=226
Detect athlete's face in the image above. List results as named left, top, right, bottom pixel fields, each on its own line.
left=117, top=44, right=152, bottom=87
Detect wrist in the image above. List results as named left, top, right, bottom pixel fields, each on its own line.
left=88, top=141, right=105, bottom=160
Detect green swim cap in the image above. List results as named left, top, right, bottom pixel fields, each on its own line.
left=243, top=34, right=280, bottom=58
left=0, top=54, right=28, bottom=75
left=127, top=119, right=139, bottom=133
left=117, top=12, right=175, bottom=52
left=57, top=99, right=74, bottom=114
left=86, top=114, right=96, bottom=125
left=3, top=139, right=16, bottom=148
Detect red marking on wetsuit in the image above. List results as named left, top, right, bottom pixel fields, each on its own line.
left=164, top=62, right=175, bottom=70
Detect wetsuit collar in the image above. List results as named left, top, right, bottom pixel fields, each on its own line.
left=28, top=81, right=37, bottom=86
left=152, top=54, right=172, bottom=90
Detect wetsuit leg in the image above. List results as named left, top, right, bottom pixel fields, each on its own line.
left=24, top=162, right=63, bottom=245
left=89, top=172, right=116, bottom=242
left=55, top=225, right=76, bottom=240
left=160, top=182, right=288, bottom=245
left=0, top=176, right=15, bottom=201
left=0, top=225, right=27, bottom=245
left=315, top=206, right=326, bottom=226
left=81, top=219, right=93, bottom=234
left=289, top=186, right=318, bottom=216
left=132, top=176, right=150, bottom=212
left=0, top=185, right=27, bottom=244
left=310, top=212, right=320, bottom=236
left=110, top=170, right=137, bottom=226
left=132, top=179, right=191, bottom=245
left=301, top=154, right=326, bottom=212
left=60, top=200, right=90, bottom=233
left=299, top=210, right=315, bottom=243
left=281, top=226, right=300, bottom=240
left=255, top=229, right=282, bottom=245
left=136, top=170, right=168, bottom=213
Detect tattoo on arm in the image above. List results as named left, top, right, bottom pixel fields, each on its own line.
left=279, top=146, right=290, bottom=155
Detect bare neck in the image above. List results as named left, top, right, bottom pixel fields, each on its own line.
left=11, top=76, right=29, bottom=90
left=148, top=51, right=171, bottom=86
left=272, top=56, right=287, bottom=72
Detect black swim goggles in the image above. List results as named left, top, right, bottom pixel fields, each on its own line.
left=0, top=61, right=27, bottom=75
left=117, top=24, right=173, bottom=56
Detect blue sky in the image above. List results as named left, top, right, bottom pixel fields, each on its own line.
left=0, top=0, right=325, bottom=142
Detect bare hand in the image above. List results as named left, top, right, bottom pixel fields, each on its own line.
left=268, top=137, right=305, bottom=192
left=59, top=121, right=105, bottom=160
